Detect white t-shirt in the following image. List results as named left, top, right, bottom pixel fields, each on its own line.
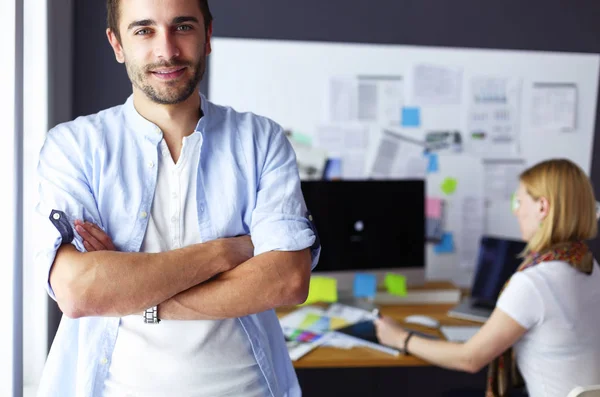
left=102, top=133, right=268, bottom=397
left=497, top=260, right=600, bottom=397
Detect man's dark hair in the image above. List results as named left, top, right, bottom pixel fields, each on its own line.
left=107, top=0, right=213, bottom=41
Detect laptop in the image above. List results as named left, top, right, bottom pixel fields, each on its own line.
left=448, top=236, right=526, bottom=323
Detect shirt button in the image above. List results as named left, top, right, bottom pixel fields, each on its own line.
left=171, top=216, right=178, bottom=223
left=140, top=211, right=148, bottom=219
left=172, top=192, right=178, bottom=199
left=148, top=161, right=155, bottom=168
left=100, top=358, right=108, bottom=365
left=199, top=205, right=205, bottom=213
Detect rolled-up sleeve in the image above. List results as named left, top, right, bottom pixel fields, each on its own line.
left=250, top=123, right=320, bottom=269
left=35, top=126, right=102, bottom=301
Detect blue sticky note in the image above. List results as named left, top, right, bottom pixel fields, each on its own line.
left=427, top=153, right=439, bottom=173
left=434, top=233, right=455, bottom=254
left=401, top=107, right=421, bottom=127
left=324, top=158, right=342, bottom=180
left=353, top=273, right=377, bottom=298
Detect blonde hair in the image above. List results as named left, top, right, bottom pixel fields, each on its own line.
left=520, top=158, right=597, bottom=254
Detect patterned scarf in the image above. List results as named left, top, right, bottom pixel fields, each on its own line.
left=485, top=240, right=593, bottom=397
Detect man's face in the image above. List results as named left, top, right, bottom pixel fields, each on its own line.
left=107, top=0, right=212, bottom=105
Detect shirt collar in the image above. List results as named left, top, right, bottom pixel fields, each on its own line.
left=123, top=91, right=210, bottom=145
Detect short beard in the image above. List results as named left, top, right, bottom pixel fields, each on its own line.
left=127, top=56, right=206, bottom=105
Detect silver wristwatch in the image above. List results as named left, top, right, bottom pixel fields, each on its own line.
left=143, top=306, right=160, bottom=324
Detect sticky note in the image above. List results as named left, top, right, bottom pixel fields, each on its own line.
left=353, top=273, right=377, bottom=299
left=384, top=273, right=407, bottom=297
left=401, top=107, right=421, bottom=127
left=303, top=276, right=338, bottom=305
left=434, top=232, right=455, bottom=254
left=324, top=158, right=342, bottom=180
left=440, top=177, right=458, bottom=195
left=427, top=153, right=439, bottom=173
left=291, top=132, right=312, bottom=145
left=426, top=198, right=443, bottom=219
left=299, top=313, right=321, bottom=329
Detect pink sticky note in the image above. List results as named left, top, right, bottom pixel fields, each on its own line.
left=426, top=198, right=442, bottom=219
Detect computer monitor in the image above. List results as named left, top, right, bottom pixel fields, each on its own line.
left=470, top=236, right=526, bottom=307
left=301, top=180, right=426, bottom=293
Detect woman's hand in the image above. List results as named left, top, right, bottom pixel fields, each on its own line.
left=374, top=316, right=409, bottom=350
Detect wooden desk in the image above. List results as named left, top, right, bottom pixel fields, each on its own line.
left=276, top=282, right=480, bottom=369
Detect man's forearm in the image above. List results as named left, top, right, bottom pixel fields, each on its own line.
left=51, top=242, right=227, bottom=318
left=159, top=249, right=312, bottom=320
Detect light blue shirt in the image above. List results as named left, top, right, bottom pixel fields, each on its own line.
left=34, top=93, right=320, bottom=397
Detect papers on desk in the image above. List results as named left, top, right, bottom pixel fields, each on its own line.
left=279, top=304, right=380, bottom=360
left=440, top=326, right=481, bottom=342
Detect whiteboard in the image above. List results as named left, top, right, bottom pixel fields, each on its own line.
left=209, top=38, right=600, bottom=286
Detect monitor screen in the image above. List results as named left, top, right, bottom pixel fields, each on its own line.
left=471, top=236, right=526, bottom=305
left=301, top=180, right=425, bottom=273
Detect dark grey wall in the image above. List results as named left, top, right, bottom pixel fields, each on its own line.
left=72, top=0, right=600, bottom=252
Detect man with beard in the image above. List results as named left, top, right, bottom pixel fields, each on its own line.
left=34, top=1, right=319, bottom=396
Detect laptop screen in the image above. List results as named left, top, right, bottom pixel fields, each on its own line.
left=470, top=236, right=527, bottom=305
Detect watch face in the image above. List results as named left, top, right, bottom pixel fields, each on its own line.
left=143, top=306, right=159, bottom=323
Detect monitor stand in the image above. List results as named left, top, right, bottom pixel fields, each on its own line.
left=336, top=293, right=379, bottom=312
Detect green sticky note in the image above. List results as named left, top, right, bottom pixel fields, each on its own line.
left=303, top=277, right=338, bottom=305
left=291, top=132, right=313, bottom=146
left=440, top=177, right=458, bottom=195
left=385, top=273, right=407, bottom=297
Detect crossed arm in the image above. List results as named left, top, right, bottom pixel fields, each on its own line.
left=51, top=221, right=311, bottom=320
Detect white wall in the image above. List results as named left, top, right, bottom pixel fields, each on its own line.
left=23, top=0, right=49, bottom=387
left=1, top=0, right=19, bottom=395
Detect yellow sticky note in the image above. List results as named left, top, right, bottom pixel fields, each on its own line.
left=385, top=273, right=407, bottom=297
left=303, top=276, right=338, bottom=305
left=440, top=177, right=458, bottom=195
left=299, top=313, right=321, bottom=329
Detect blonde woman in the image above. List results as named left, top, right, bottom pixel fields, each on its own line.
left=375, top=159, right=600, bottom=397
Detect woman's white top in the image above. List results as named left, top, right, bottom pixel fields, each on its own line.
left=497, top=260, right=600, bottom=397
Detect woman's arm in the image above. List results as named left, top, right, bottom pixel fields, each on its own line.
left=375, top=308, right=527, bottom=373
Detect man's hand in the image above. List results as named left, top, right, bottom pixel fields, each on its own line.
left=74, top=220, right=116, bottom=251
left=74, top=219, right=255, bottom=272
left=215, top=235, right=255, bottom=272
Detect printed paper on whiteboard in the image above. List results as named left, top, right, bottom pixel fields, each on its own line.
left=328, top=75, right=404, bottom=126
left=327, top=77, right=359, bottom=122
left=483, top=159, right=526, bottom=201
left=368, top=129, right=427, bottom=180
left=357, top=76, right=404, bottom=126
left=316, top=124, right=371, bottom=179
left=413, top=64, right=463, bottom=105
left=458, top=196, right=485, bottom=270
left=530, top=83, right=577, bottom=132
left=467, top=76, right=522, bottom=158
